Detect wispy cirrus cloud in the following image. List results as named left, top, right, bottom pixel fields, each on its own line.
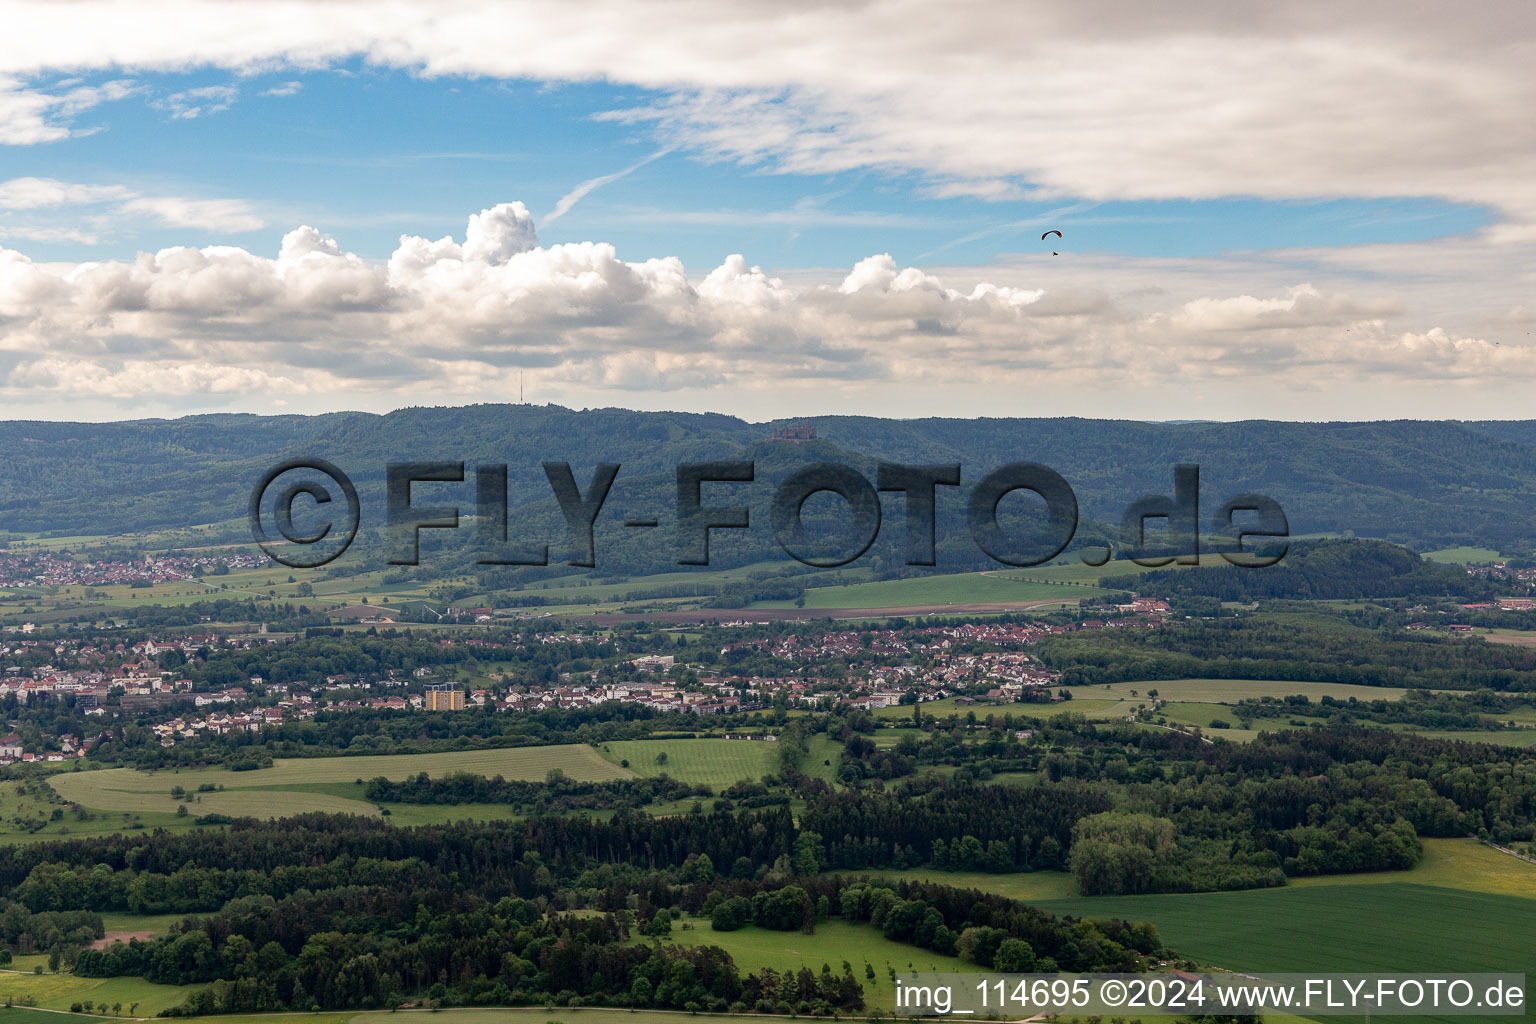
left=0, top=73, right=135, bottom=144
left=0, top=1, right=1530, bottom=226
left=0, top=175, right=264, bottom=236
left=154, top=83, right=237, bottom=119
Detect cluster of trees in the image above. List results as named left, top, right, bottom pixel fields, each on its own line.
left=105, top=702, right=696, bottom=769
left=836, top=734, right=916, bottom=781
left=801, top=778, right=1106, bottom=873
left=706, top=885, right=817, bottom=932
left=361, top=771, right=707, bottom=811
left=1230, top=690, right=1527, bottom=731
left=1101, top=540, right=1495, bottom=603
left=835, top=878, right=1157, bottom=972
left=1036, top=614, right=1536, bottom=691
left=0, top=899, right=102, bottom=954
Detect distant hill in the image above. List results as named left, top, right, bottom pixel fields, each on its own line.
left=4, top=408, right=1536, bottom=571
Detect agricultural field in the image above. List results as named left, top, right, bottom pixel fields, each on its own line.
left=0, top=540, right=478, bottom=623
left=98, top=912, right=189, bottom=936
left=1422, top=546, right=1505, bottom=564
left=1285, top=838, right=1536, bottom=899
left=464, top=560, right=822, bottom=607
left=1036, top=882, right=1534, bottom=1024
left=0, top=1010, right=107, bottom=1024
left=874, top=696, right=1122, bottom=721
left=597, top=738, right=780, bottom=786
left=752, top=572, right=1087, bottom=610
left=850, top=838, right=1536, bottom=906
left=362, top=1010, right=1297, bottom=1024
left=1066, top=678, right=1415, bottom=703
left=0, top=778, right=185, bottom=845
left=831, top=866, right=1078, bottom=902
left=1054, top=679, right=1536, bottom=745
left=0, top=969, right=196, bottom=1016
left=46, top=745, right=633, bottom=822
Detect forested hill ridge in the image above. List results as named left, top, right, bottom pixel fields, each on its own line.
left=5, top=407, right=1536, bottom=555
left=1102, top=538, right=1496, bottom=603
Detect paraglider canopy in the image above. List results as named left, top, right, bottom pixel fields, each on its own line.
left=1041, top=230, right=1062, bottom=240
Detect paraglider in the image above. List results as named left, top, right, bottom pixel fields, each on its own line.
left=1042, top=229, right=1062, bottom=255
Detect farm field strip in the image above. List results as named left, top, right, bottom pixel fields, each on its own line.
left=49, top=745, right=633, bottom=817
left=0, top=970, right=196, bottom=1016
left=753, top=573, right=1087, bottom=610
left=1067, top=678, right=1417, bottom=703
left=875, top=696, right=1123, bottom=721
left=1035, top=882, right=1535, bottom=980
left=598, top=738, right=779, bottom=786
left=643, top=916, right=968, bottom=1015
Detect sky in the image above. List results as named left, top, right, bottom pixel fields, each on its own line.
left=0, top=0, right=1533, bottom=423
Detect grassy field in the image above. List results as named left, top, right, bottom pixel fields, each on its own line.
left=0, top=778, right=189, bottom=844
left=0, top=1010, right=107, bottom=1024
left=1423, top=546, right=1504, bottom=564
left=47, top=745, right=633, bottom=821
left=99, top=911, right=190, bottom=934
left=464, top=560, right=812, bottom=606
left=0, top=543, right=1251, bottom=625
left=597, top=739, right=780, bottom=786
left=348, top=1010, right=1303, bottom=1024
left=831, top=866, right=1078, bottom=901
left=874, top=696, right=1123, bottom=721
left=1037, top=883, right=1533, bottom=993
left=1056, top=678, right=1536, bottom=745
left=0, top=970, right=195, bottom=1016
left=1067, top=678, right=1415, bottom=703
left=1285, top=839, right=1536, bottom=899
left=652, top=916, right=967, bottom=1014
left=753, top=573, right=1086, bottom=610
left=803, top=734, right=843, bottom=784
left=839, top=838, right=1536, bottom=905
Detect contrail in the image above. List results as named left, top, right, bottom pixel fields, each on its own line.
left=543, top=148, right=671, bottom=224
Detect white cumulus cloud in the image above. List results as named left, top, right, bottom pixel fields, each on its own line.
left=0, top=201, right=1529, bottom=419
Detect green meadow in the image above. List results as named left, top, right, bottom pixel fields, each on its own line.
left=598, top=738, right=780, bottom=787
left=45, top=744, right=632, bottom=823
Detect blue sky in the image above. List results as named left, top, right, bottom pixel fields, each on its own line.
left=0, top=1, right=1532, bottom=422
left=0, top=67, right=1491, bottom=269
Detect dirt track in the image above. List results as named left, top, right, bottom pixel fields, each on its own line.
left=567, top=597, right=1080, bottom=624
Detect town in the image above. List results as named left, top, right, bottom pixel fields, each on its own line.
left=0, top=600, right=1175, bottom=762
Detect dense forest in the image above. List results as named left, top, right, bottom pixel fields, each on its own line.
left=11, top=408, right=1536, bottom=567
left=1102, top=540, right=1494, bottom=602
left=5, top=812, right=1157, bottom=1015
